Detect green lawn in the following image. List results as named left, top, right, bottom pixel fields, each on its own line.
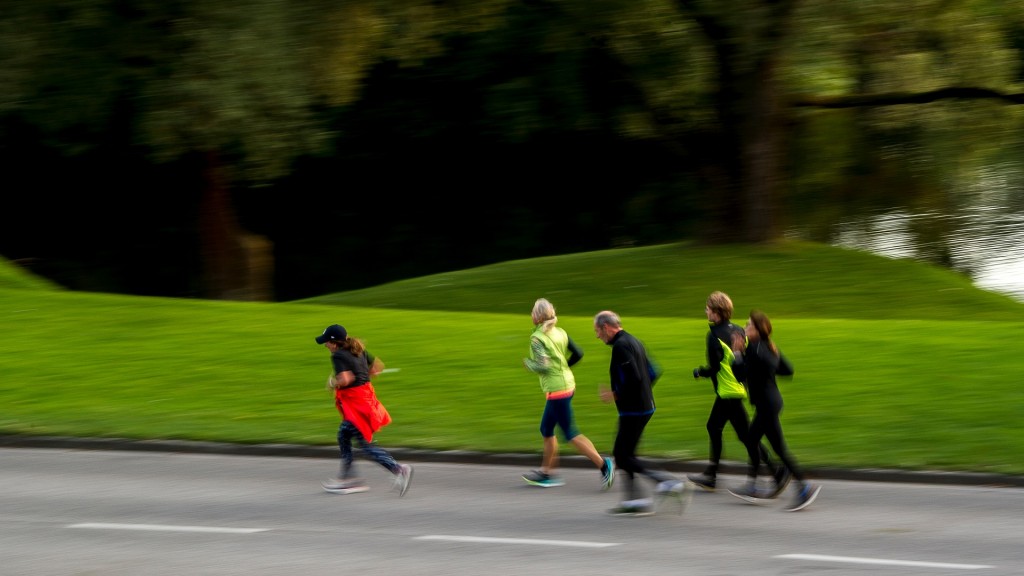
left=2, top=240, right=1022, bottom=477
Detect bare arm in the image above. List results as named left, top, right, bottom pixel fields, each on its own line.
left=328, top=369, right=356, bottom=390
left=369, top=356, right=385, bottom=376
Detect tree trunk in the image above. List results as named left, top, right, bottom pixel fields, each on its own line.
left=682, top=0, right=798, bottom=244
left=740, top=1, right=797, bottom=243
left=197, top=150, right=275, bottom=301
left=198, top=150, right=245, bottom=300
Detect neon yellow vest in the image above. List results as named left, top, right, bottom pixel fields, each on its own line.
left=716, top=338, right=747, bottom=399
left=531, top=327, right=576, bottom=394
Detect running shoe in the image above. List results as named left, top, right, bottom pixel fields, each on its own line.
left=764, top=467, right=792, bottom=499
left=608, top=499, right=655, bottom=517
left=522, top=469, right=565, bottom=487
left=728, top=483, right=772, bottom=503
left=785, top=483, right=821, bottom=512
left=655, top=479, right=686, bottom=496
left=686, top=472, right=717, bottom=491
left=322, top=477, right=369, bottom=494
left=600, top=457, right=615, bottom=491
left=393, top=464, right=414, bottom=497
left=607, top=505, right=654, bottom=516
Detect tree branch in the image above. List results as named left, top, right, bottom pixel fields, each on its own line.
left=792, top=87, right=1024, bottom=108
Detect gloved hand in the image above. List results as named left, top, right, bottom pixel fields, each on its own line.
left=692, top=368, right=701, bottom=379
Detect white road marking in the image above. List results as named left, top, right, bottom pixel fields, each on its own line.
left=776, top=554, right=993, bottom=570
left=415, top=535, right=619, bottom=548
left=68, top=523, right=268, bottom=534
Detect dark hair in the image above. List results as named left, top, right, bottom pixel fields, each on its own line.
left=749, top=309, right=777, bottom=355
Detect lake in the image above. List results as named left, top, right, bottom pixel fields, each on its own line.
left=789, top=199, right=1024, bottom=304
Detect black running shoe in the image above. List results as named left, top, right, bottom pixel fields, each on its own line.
left=765, top=467, right=792, bottom=499
left=686, top=473, right=716, bottom=491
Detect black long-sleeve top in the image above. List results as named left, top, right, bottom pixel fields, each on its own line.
left=732, top=340, right=794, bottom=413
left=606, top=329, right=657, bottom=416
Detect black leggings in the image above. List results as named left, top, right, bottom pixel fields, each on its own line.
left=614, top=413, right=675, bottom=500
left=746, top=405, right=804, bottom=482
left=704, top=396, right=774, bottom=475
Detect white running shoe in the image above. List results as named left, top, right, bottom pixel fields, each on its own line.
left=322, top=477, right=369, bottom=494
left=393, top=464, right=414, bottom=497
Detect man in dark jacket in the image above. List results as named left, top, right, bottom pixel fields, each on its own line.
left=596, top=310, right=686, bottom=515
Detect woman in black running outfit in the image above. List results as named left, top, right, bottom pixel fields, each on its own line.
left=731, top=310, right=820, bottom=511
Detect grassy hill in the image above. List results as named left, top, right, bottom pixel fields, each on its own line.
left=300, top=240, right=1019, bottom=321
left=0, top=258, right=64, bottom=292
left=2, top=240, right=1023, bottom=477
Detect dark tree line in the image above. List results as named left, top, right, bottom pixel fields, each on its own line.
left=3, top=0, right=1023, bottom=301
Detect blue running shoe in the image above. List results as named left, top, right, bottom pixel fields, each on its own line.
left=785, top=483, right=821, bottom=512
left=522, top=469, right=565, bottom=488
left=601, top=457, right=615, bottom=491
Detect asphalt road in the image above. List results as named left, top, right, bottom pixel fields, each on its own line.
left=2, top=446, right=1022, bottom=576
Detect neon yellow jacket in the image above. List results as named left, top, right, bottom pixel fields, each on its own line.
left=524, top=325, right=577, bottom=395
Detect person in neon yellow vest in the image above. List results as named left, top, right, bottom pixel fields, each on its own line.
left=689, top=291, right=786, bottom=495
left=522, top=298, right=614, bottom=490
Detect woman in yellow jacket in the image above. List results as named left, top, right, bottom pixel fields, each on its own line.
left=521, top=298, right=614, bottom=490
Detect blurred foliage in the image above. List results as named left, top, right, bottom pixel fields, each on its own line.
left=1, top=0, right=1023, bottom=299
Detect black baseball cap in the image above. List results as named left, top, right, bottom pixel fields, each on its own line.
left=315, top=324, right=347, bottom=344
